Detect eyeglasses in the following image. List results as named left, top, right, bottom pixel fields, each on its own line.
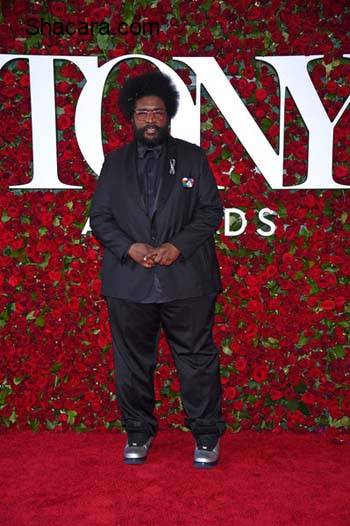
left=134, top=109, right=167, bottom=121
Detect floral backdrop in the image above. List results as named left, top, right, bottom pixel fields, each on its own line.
left=0, top=0, right=349, bottom=435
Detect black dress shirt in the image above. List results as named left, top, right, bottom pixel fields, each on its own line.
left=122, top=140, right=172, bottom=303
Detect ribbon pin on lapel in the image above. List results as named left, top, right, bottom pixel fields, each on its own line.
left=169, top=158, right=176, bottom=175
left=181, top=177, right=194, bottom=188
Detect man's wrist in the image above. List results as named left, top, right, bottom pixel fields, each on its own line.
left=121, top=242, right=134, bottom=263
left=168, top=242, right=184, bottom=261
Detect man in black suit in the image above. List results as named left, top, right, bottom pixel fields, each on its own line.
left=89, top=71, right=226, bottom=468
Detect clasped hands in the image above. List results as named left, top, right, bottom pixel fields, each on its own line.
left=127, top=242, right=181, bottom=268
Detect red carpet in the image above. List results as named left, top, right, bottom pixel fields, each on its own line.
left=1, top=429, right=349, bottom=526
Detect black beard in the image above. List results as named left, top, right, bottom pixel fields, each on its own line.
left=133, top=123, right=170, bottom=147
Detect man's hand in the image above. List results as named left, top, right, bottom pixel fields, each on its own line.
left=145, top=242, right=181, bottom=266
left=128, top=243, right=160, bottom=268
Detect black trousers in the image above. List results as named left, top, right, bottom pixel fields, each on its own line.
left=106, top=293, right=226, bottom=440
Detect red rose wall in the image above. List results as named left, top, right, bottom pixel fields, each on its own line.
left=0, top=0, right=349, bottom=434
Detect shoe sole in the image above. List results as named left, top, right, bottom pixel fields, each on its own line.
left=193, top=459, right=219, bottom=468
left=124, top=457, right=147, bottom=465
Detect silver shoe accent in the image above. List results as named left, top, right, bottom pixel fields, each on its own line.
left=123, top=436, right=154, bottom=464
left=194, top=438, right=220, bottom=468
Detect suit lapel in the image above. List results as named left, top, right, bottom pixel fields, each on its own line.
left=154, top=135, right=177, bottom=216
left=124, top=139, right=146, bottom=213
left=123, top=135, right=178, bottom=217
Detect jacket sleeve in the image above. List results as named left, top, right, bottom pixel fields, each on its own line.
left=89, top=154, right=134, bottom=264
left=168, top=150, right=223, bottom=260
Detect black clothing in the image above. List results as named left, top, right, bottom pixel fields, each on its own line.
left=106, top=292, right=226, bottom=439
left=89, top=135, right=226, bottom=439
left=133, top=140, right=172, bottom=302
left=89, top=135, right=223, bottom=302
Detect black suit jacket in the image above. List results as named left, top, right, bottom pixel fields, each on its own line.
left=89, top=135, right=223, bottom=301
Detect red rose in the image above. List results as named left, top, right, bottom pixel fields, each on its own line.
left=235, top=357, right=247, bottom=372
left=252, top=365, right=268, bottom=383
left=50, top=2, right=67, bottom=17
left=224, top=386, right=237, bottom=400
left=247, top=5, right=262, bottom=20
left=8, top=275, right=21, bottom=287
left=255, top=88, right=268, bottom=102
left=320, top=299, right=335, bottom=311
left=171, top=378, right=180, bottom=392
left=270, top=388, right=283, bottom=401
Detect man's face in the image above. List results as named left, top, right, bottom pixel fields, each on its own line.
left=131, top=95, right=170, bottom=147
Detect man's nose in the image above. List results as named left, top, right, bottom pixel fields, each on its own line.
left=145, top=111, right=156, bottom=123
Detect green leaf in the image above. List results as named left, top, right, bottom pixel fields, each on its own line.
left=0, top=307, right=10, bottom=329
left=285, top=399, right=299, bottom=412
left=78, top=316, right=87, bottom=327
left=26, top=310, right=36, bottom=320
left=230, top=172, right=241, bottom=184
left=214, top=301, right=223, bottom=315
left=74, top=422, right=88, bottom=432
left=171, top=2, right=180, bottom=20
left=35, top=315, right=45, bottom=327
left=1, top=210, right=10, bottom=222
left=308, top=279, right=320, bottom=295
left=221, top=149, right=231, bottom=160
left=67, top=410, right=77, bottom=425
left=340, top=211, right=348, bottom=224
left=122, top=1, right=136, bottom=25
left=260, top=117, right=272, bottom=132
left=328, top=345, right=345, bottom=360
left=312, top=329, right=322, bottom=339
left=9, top=408, right=17, bottom=423
left=325, top=60, right=340, bottom=75
left=277, top=204, right=287, bottom=218
left=25, top=33, right=43, bottom=52
left=201, top=0, right=212, bottom=13
left=298, top=401, right=310, bottom=416
left=51, top=362, right=62, bottom=374
left=45, top=419, right=57, bottom=430
left=37, top=252, right=50, bottom=268
left=39, top=227, right=48, bottom=236
left=28, top=418, right=40, bottom=431
left=331, top=416, right=350, bottom=428
left=0, top=386, right=11, bottom=405
left=210, top=23, right=222, bottom=39
left=296, top=332, right=308, bottom=347
left=96, top=32, right=110, bottom=52
left=247, top=394, right=258, bottom=403
left=294, top=382, right=307, bottom=394
left=264, top=337, right=280, bottom=347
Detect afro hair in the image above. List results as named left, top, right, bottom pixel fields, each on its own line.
left=118, top=70, right=179, bottom=121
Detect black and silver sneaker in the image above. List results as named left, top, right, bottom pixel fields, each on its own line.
left=193, top=434, right=220, bottom=468
left=123, top=432, right=154, bottom=464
